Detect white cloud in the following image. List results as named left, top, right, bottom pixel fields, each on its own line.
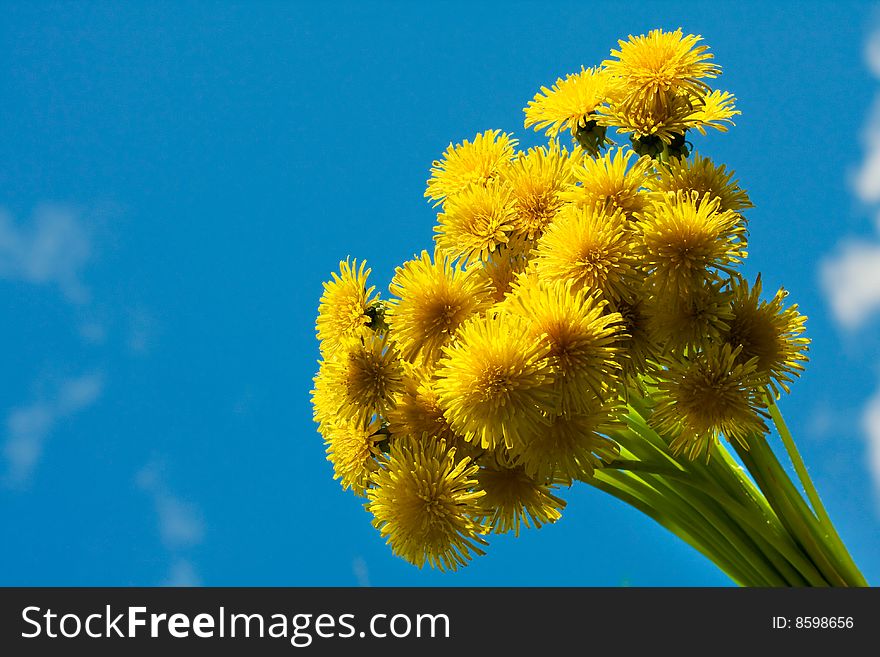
left=828, top=26, right=880, bottom=503
left=3, top=404, right=54, bottom=485
left=136, top=461, right=205, bottom=550
left=78, top=321, right=107, bottom=345
left=863, top=388, right=880, bottom=508
left=866, top=28, right=880, bottom=79
left=155, top=495, right=204, bottom=549
left=57, top=373, right=104, bottom=414
left=137, top=460, right=205, bottom=584
left=853, top=98, right=880, bottom=204
left=162, top=559, right=202, bottom=587
left=2, top=372, right=104, bottom=485
left=127, top=307, right=156, bottom=355
left=820, top=241, right=880, bottom=329
left=0, top=205, right=91, bottom=303
left=855, top=25, right=880, bottom=204
left=352, top=556, right=370, bottom=586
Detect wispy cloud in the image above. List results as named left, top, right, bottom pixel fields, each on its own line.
left=137, top=460, right=205, bottom=584
left=853, top=29, right=880, bottom=203
left=162, top=559, right=202, bottom=587
left=127, top=307, right=157, bottom=355
left=864, top=389, right=880, bottom=508
left=2, top=372, right=104, bottom=486
left=820, top=241, right=880, bottom=330
left=78, top=320, right=107, bottom=345
left=822, top=23, right=880, bottom=331
left=352, top=556, right=370, bottom=587
left=0, top=205, right=91, bottom=303
left=821, top=24, right=880, bottom=506
left=137, top=461, right=205, bottom=549
left=866, top=28, right=880, bottom=81
left=852, top=97, right=880, bottom=204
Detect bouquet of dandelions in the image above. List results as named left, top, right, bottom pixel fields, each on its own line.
left=311, top=28, right=867, bottom=586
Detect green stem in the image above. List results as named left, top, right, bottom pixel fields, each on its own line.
left=590, top=469, right=760, bottom=585
left=734, top=439, right=846, bottom=586
left=609, top=458, right=824, bottom=586
left=600, top=455, right=786, bottom=585
left=765, top=395, right=863, bottom=584
left=590, top=390, right=867, bottom=586
left=766, top=397, right=829, bottom=522
left=609, top=457, right=803, bottom=585
left=615, top=401, right=837, bottom=586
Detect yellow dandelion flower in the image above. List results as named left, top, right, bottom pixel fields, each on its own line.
left=597, top=91, right=694, bottom=147
left=523, top=67, right=616, bottom=154
left=473, top=249, right=532, bottom=303
left=318, top=334, right=403, bottom=424
left=387, top=364, right=451, bottom=439
left=724, top=275, right=810, bottom=396
left=505, top=274, right=624, bottom=411
left=511, top=403, right=620, bottom=484
left=434, top=180, right=518, bottom=265
left=366, top=438, right=488, bottom=571
left=687, top=89, right=739, bottom=135
left=612, top=294, right=661, bottom=382
left=644, top=277, right=733, bottom=354
left=501, top=141, right=575, bottom=242
left=561, top=147, right=653, bottom=217
left=599, top=90, right=737, bottom=154
left=639, top=191, right=747, bottom=295
left=533, top=203, right=641, bottom=302
left=386, top=363, right=478, bottom=458
left=603, top=28, right=719, bottom=113
left=646, top=152, right=752, bottom=213
left=435, top=312, right=556, bottom=450
left=652, top=343, right=769, bottom=461
left=475, top=464, right=566, bottom=536
left=387, top=249, right=494, bottom=363
left=311, top=358, right=343, bottom=430
left=315, top=258, right=378, bottom=352
left=323, top=417, right=383, bottom=496
left=425, top=129, right=517, bottom=205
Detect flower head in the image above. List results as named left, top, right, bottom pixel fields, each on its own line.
left=639, top=191, right=747, bottom=295
left=524, top=66, right=614, bottom=138
left=367, top=438, right=488, bottom=571
left=474, top=464, right=566, bottom=536
left=425, top=130, right=517, bottom=205
left=561, top=147, right=653, bottom=217
left=505, top=275, right=624, bottom=411
left=603, top=28, right=720, bottom=113
left=533, top=203, right=641, bottom=302
left=311, top=357, right=343, bottom=431
left=434, top=180, right=518, bottom=265
left=651, top=343, right=769, bottom=460
left=315, top=258, right=378, bottom=352
left=647, top=152, right=752, bottom=214
left=474, top=249, right=531, bottom=303
left=612, top=294, right=661, bottom=383
left=600, top=88, right=738, bottom=148
left=644, top=276, right=734, bottom=354
left=501, top=141, right=575, bottom=243
left=598, top=92, right=694, bottom=145
left=511, top=403, right=620, bottom=484
left=435, top=312, right=556, bottom=449
left=323, top=417, right=384, bottom=496
left=386, top=363, right=477, bottom=457
left=724, top=275, right=810, bottom=396
left=316, top=334, right=403, bottom=424
left=687, top=90, right=739, bottom=135
left=387, top=250, right=494, bottom=363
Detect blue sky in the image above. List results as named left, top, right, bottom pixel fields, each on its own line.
left=1, top=1, right=879, bottom=586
